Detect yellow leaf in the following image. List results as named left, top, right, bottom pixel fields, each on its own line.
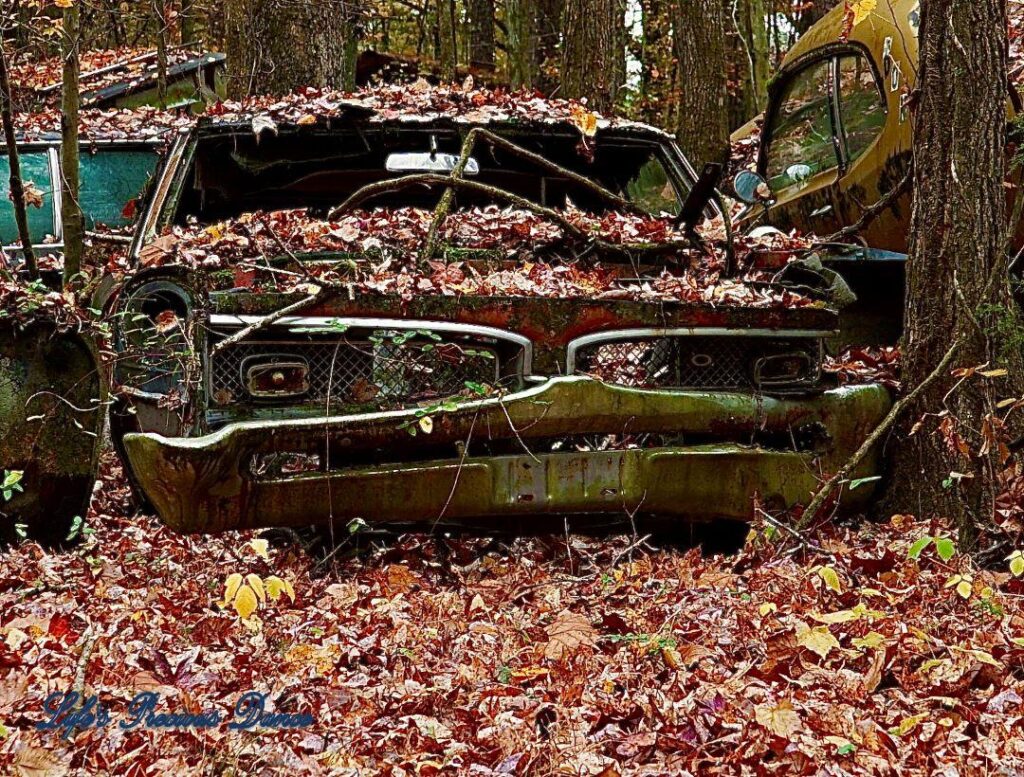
left=297, top=114, right=318, bottom=125
left=980, top=368, right=1009, bottom=378
left=798, top=625, right=840, bottom=659
left=969, top=649, right=1002, bottom=668
left=219, top=573, right=243, bottom=608
left=759, top=602, right=778, bottom=616
left=813, top=609, right=858, bottom=624
left=265, top=575, right=287, bottom=601
left=419, top=416, right=434, bottom=434
left=570, top=105, right=599, bottom=137
left=919, top=658, right=947, bottom=673
left=848, top=0, right=877, bottom=26
left=248, top=538, right=270, bottom=560
left=754, top=699, right=803, bottom=739
left=818, top=566, right=843, bottom=594
left=945, top=573, right=974, bottom=599
left=1008, top=550, right=1024, bottom=577
left=54, top=0, right=74, bottom=6
left=852, top=631, right=887, bottom=650
left=234, top=584, right=259, bottom=619
left=246, top=574, right=266, bottom=603
left=889, top=713, right=927, bottom=737
left=282, top=577, right=296, bottom=602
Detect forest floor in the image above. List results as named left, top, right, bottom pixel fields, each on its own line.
left=1, top=456, right=1023, bottom=775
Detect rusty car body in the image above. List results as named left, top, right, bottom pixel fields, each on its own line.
left=106, top=95, right=892, bottom=534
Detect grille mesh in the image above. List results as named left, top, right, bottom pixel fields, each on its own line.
left=574, top=336, right=818, bottom=390
left=210, top=336, right=500, bottom=409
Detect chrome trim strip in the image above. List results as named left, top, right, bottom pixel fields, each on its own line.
left=208, top=314, right=534, bottom=375
left=565, top=327, right=833, bottom=373
left=130, top=131, right=189, bottom=263
left=47, top=148, right=62, bottom=242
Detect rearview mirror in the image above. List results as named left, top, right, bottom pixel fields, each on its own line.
left=732, top=170, right=774, bottom=205
left=385, top=152, right=480, bottom=175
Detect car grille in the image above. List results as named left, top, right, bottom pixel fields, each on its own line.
left=209, top=337, right=501, bottom=409
left=572, top=336, right=820, bottom=390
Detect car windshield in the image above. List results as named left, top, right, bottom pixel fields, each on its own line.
left=172, top=127, right=688, bottom=224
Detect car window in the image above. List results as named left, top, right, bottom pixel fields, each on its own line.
left=765, top=59, right=838, bottom=192
left=625, top=155, right=681, bottom=216
left=837, top=54, right=886, bottom=166
left=79, top=149, right=159, bottom=229
left=0, top=151, right=55, bottom=246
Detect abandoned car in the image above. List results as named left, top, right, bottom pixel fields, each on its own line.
left=733, top=0, right=1023, bottom=257
left=100, top=89, right=892, bottom=534
left=10, top=47, right=226, bottom=113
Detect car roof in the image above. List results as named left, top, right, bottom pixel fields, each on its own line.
left=779, top=0, right=918, bottom=79
left=198, top=84, right=677, bottom=143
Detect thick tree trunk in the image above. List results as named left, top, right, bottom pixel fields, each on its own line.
left=560, top=0, right=625, bottom=113
left=438, top=0, right=457, bottom=81
left=672, top=0, right=729, bottom=166
left=224, top=0, right=360, bottom=97
left=505, top=0, right=537, bottom=88
left=0, top=43, right=37, bottom=279
left=885, top=0, right=1024, bottom=550
left=61, top=2, right=84, bottom=289
left=468, top=0, right=495, bottom=72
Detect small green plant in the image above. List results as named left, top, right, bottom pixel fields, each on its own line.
left=907, top=534, right=957, bottom=562
left=2, top=470, right=23, bottom=502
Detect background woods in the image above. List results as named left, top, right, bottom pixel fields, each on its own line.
left=0, top=0, right=821, bottom=145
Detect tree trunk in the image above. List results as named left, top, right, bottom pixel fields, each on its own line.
left=505, top=0, right=537, bottom=89
left=671, top=0, right=729, bottom=167
left=223, top=0, right=360, bottom=97
left=885, top=0, right=1024, bottom=550
left=560, top=0, right=625, bottom=113
left=0, top=43, right=37, bottom=280
left=154, top=0, right=169, bottom=108
left=726, top=0, right=768, bottom=129
left=438, top=0, right=458, bottom=81
left=468, top=0, right=495, bottom=72
left=535, top=0, right=563, bottom=93
left=180, top=0, right=196, bottom=43
left=61, top=2, right=84, bottom=289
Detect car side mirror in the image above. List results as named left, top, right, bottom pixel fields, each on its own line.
left=732, top=170, right=774, bottom=205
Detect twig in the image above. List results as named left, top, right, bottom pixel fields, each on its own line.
left=85, top=230, right=132, bottom=244
left=822, top=165, right=913, bottom=243
left=329, top=173, right=693, bottom=262
left=72, top=625, right=97, bottom=707
left=210, top=290, right=328, bottom=355
left=797, top=336, right=963, bottom=529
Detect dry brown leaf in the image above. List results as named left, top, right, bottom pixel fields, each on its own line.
left=543, top=611, right=597, bottom=661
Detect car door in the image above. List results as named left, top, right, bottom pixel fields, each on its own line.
left=830, top=50, right=906, bottom=252
left=757, top=56, right=845, bottom=238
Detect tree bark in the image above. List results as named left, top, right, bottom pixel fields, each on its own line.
left=438, top=0, right=457, bottom=81
left=153, top=0, right=169, bottom=108
left=0, top=42, right=37, bottom=280
left=560, top=0, right=625, bottom=113
left=180, top=0, right=196, bottom=43
left=535, top=0, right=563, bottom=93
left=468, top=0, right=495, bottom=72
left=726, top=0, right=768, bottom=129
left=61, top=2, right=84, bottom=289
left=884, top=0, right=1024, bottom=550
left=224, top=0, right=361, bottom=97
left=671, top=0, right=729, bottom=167
left=504, top=0, right=537, bottom=89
